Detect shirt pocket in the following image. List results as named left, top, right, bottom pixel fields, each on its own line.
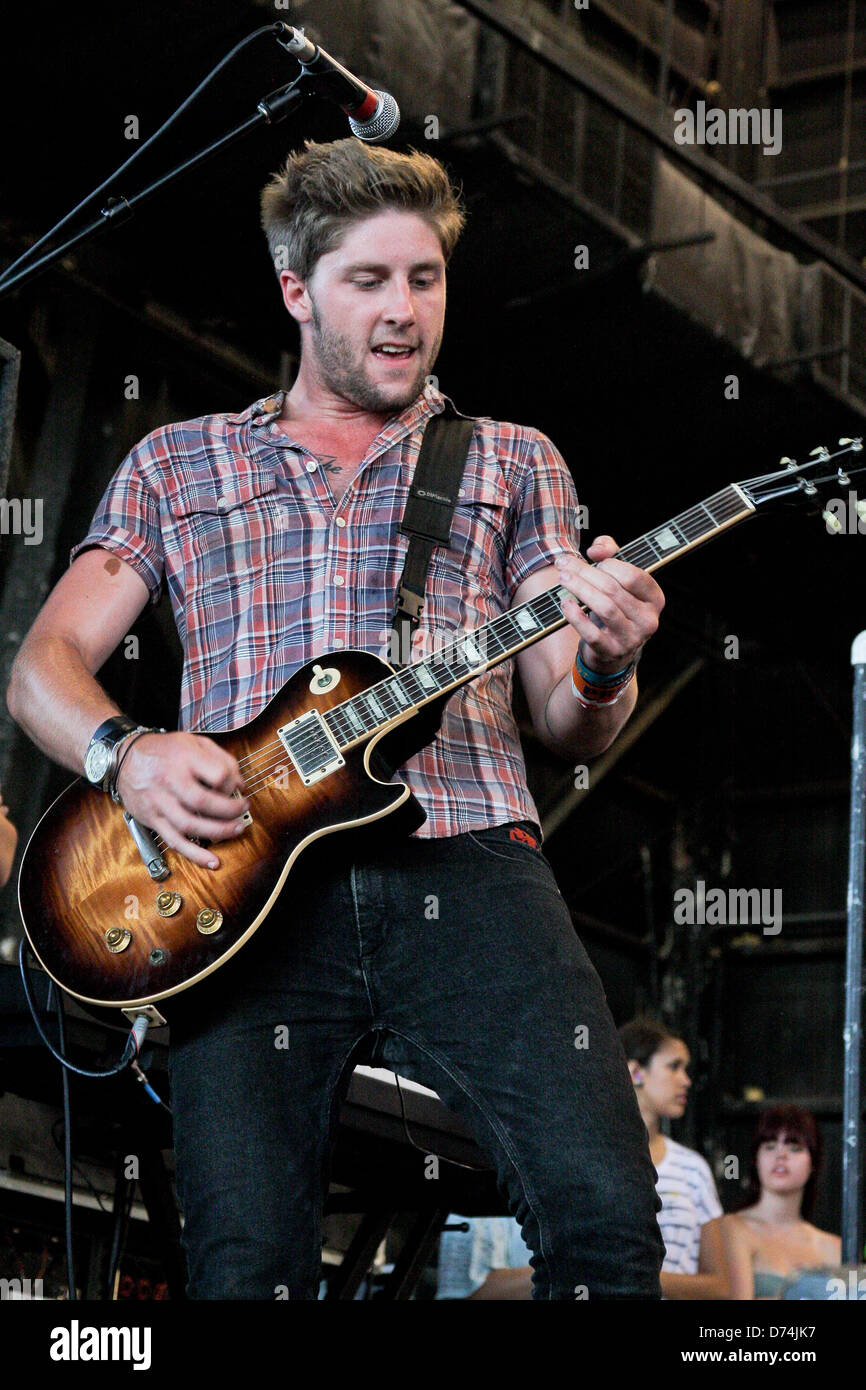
left=164, top=471, right=285, bottom=593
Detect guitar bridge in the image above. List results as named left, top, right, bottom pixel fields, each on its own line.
left=277, top=708, right=345, bottom=787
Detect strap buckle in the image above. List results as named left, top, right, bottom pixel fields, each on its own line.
left=395, top=585, right=424, bottom=620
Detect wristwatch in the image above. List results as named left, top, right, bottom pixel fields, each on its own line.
left=83, top=716, right=141, bottom=791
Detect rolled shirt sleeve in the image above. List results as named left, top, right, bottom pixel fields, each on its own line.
left=69, top=439, right=165, bottom=604
left=504, top=431, right=582, bottom=598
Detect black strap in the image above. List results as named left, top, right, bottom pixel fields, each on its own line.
left=389, top=405, right=476, bottom=668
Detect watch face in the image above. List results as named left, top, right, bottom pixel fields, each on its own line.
left=85, top=741, right=112, bottom=784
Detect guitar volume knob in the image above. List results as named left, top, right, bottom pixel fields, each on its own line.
left=105, top=928, right=132, bottom=954
left=156, top=890, right=182, bottom=917
left=196, top=908, right=223, bottom=935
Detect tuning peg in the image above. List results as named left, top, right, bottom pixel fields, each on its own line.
left=779, top=456, right=797, bottom=469
left=823, top=509, right=844, bottom=533
left=838, top=471, right=851, bottom=485
left=809, top=446, right=830, bottom=457
left=840, top=437, right=854, bottom=445
left=799, top=479, right=818, bottom=496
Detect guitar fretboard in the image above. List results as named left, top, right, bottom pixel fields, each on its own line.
left=323, top=483, right=753, bottom=748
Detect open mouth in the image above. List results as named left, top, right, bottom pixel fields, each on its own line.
left=371, top=344, right=418, bottom=363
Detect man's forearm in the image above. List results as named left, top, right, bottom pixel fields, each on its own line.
left=7, top=637, right=124, bottom=774
left=540, top=667, right=638, bottom=760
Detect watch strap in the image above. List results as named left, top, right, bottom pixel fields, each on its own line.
left=88, top=715, right=139, bottom=750
left=85, top=716, right=143, bottom=791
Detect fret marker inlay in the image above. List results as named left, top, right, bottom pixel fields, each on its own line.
left=654, top=527, right=679, bottom=551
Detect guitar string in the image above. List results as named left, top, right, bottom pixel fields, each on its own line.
left=168, top=496, right=730, bottom=784
left=174, top=504, right=721, bottom=786
left=190, top=488, right=758, bottom=774
left=142, top=467, right=856, bottom=850
left=211, top=472, right=800, bottom=775
left=142, top=452, right=861, bottom=856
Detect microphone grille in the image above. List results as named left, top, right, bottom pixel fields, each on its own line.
left=349, top=91, right=401, bottom=143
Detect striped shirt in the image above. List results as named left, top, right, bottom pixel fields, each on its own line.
left=655, top=1137, right=723, bottom=1275
left=70, top=383, right=580, bottom=839
left=436, top=1216, right=532, bottom=1299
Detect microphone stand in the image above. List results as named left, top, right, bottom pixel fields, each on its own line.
left=842, top=629, right=866, bottom=1265
left=0, top=76, right=312, bottom=303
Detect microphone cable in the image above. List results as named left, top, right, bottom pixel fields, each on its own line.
left=17, top=938, right=170, bottom=1299
left=0, top=23, right=286, bottom=290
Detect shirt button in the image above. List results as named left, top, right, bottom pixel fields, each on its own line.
left=217, top=495, right=231, bottom=509
left=305, top=460, right=318, bottom=473
left=335, top=517, right=346, bottom=528
left=333, top=638, right=344, bottom=648
left=458, top=488, right=466, bottom=497
left=334, top=575, right=345, bottom=587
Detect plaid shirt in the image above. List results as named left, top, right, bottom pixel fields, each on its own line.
left=71, top=384, right=580, bottom=839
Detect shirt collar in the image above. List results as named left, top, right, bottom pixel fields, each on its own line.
left=227, top=383, right=461, bottom=448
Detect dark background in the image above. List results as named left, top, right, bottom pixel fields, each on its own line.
left=0, top=0, right=863, bottom=1241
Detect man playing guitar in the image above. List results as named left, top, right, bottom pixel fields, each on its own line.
left=7, top=137, right=665, bottom=1299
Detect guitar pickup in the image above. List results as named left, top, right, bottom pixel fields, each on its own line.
left=278, top=708, right=344, bottom=787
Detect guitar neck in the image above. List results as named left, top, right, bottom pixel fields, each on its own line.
left=323, top=482, right=756, bottom=748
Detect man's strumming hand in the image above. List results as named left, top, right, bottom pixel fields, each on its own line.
left=115, top=733, right=249, bottom=870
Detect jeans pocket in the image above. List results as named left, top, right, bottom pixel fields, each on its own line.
left=466, top=821, right=544, bottom=864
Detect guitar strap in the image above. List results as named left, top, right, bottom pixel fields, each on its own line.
left=389, top=402, right=476, bottom=668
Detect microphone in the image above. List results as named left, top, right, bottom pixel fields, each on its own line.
left=278, top=25, right=400, bottom=143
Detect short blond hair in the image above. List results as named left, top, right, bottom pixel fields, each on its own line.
left=260, top=137, right=467, bottom=282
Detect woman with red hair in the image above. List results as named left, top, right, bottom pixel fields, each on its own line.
left=720, top=1105, right=840, bottom=1299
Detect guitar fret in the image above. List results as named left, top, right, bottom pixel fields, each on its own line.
left=386, top=676, right=411, bottom=708
left=352, top=695, right=378, bottom=728
left=484, top=625, right=509, bottom=655
left=323, top=469, right=775, bottom=746
left=398, top=668, right=426, bottom=703
left=460, top=635, right=486, bottom=666
left=324, top=709, right=350, bottom=746
left=346, top=703, right=367, bottom=733
left=414, top=662, right=438, bottom=691
left=499, top=614, right=526, bottom=649
left=514, top=607, right=542, bottom=633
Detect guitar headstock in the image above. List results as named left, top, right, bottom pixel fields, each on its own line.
left=738, top=439, right=866, bottom=530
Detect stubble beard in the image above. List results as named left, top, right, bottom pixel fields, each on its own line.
left=308, top=296, right=441, bottom=414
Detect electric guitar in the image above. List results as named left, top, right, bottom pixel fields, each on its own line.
left=17, top=440, right=865, bottom=1012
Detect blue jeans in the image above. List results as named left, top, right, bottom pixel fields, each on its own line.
left=167, top=821, right=664, bottom=1299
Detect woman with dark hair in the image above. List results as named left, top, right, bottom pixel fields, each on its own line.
left=720, top=1105, right=840, bottom=1299
left=619, top=1016, right=730, bottom=1299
